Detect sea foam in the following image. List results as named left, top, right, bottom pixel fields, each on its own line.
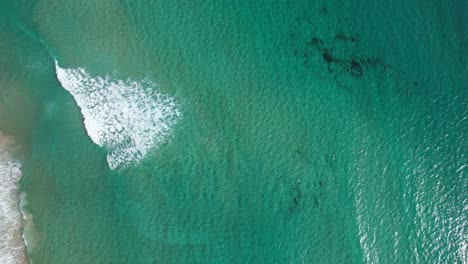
left=0, top=134, right=28, bottom=264
left=55, top=60, right=181, bottom=169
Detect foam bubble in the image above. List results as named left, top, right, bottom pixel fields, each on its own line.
left=55, top=60, right=181, bottom=169
left=0, top=134, right=29, bottom=264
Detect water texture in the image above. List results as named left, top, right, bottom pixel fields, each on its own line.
left=0, top=0, right=466, bottom=263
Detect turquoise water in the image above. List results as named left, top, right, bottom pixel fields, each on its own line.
left=0, top=0, right=467, bottom=263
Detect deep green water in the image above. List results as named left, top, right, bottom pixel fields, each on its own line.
left=0, top=0, right=467, bottom=263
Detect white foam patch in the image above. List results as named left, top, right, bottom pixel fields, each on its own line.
left=0, top=139, right=28, bottom=264
left=55, top=60, right=181, bottom=169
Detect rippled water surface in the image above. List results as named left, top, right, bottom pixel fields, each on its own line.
left=0, top=0, right=466, bottom=263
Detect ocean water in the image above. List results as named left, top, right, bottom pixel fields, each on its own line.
left=0, top=0, right=467, bottom=263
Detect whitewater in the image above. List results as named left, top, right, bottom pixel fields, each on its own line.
left=0, top=133, right=29, bottom=264
left=54, top=60, right=181, bottom=169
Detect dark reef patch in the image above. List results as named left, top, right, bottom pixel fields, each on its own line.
left=319, top=6, right=328, bottom=15
left=306, top=37, right=324, bottom=49
left=289, top=181, right=303, bottom=213
left=293, top=33, right=391, bottom=79
left=349, top=59, right=363, bottom=78
left=288, top=11, right=424, bottom=97
left=334, top=33, right=360, bottom=44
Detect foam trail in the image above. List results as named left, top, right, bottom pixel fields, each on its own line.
left=54, top=60, right=181, bottom=169
left=0, top=133, right=29, bottom=264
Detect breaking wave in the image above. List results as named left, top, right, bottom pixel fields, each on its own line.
left=0, top=133, right=29, bottom=264
left=55, top=60, right=181, bottom=169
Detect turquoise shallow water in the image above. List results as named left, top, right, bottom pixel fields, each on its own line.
left=0, top=0, right=467, bottom=263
